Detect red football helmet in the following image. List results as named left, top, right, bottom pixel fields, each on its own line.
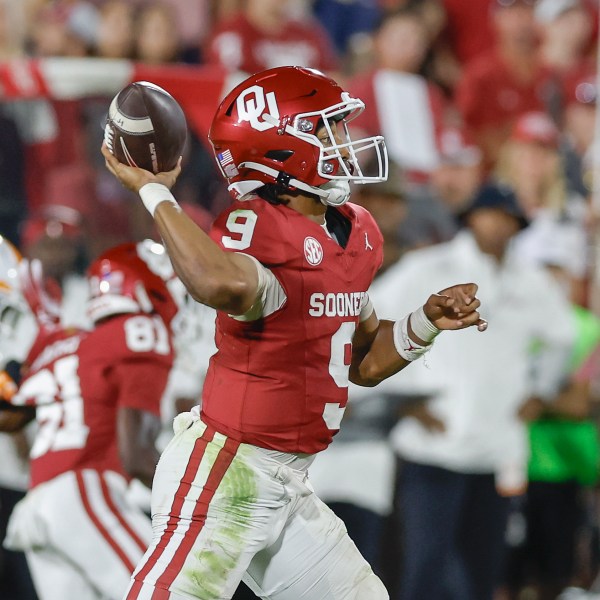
left=208, top=66, right=388, bottom=206
left=19, top=258, right=62, bottom=331
left=87, top=241, right=178, bottom=326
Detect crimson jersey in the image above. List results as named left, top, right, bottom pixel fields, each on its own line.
left=14, top=314, right=173, bottom=488
left=203, top=198, right=383, bottom=454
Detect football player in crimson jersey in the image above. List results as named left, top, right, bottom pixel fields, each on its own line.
left=102, top=66, right=487, bottom=600
left=0, top=241, right=177, bottom=600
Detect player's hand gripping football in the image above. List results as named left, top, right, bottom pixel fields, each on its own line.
left=101, top=143, right=181, bottom=193
left=423, top=283, right=487, bottom=332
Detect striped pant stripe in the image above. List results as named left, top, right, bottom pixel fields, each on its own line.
left=127, top=424, right=224, bottom=599
left=75, top=470, right=139, bottom=573
left=149, top=435, right=239, bottom=599
left=100, top=472, right=148, bottom=553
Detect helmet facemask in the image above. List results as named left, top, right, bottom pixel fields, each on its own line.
left=238, top=93, right=388, bottom=207
left=294, top=93, right=388, bottom=183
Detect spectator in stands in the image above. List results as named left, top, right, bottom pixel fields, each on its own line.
left=312, top=0, right=381, bottom=56
left=94, top=0, right=135, bottom=59
left=562, top=73, right=597, bottom=198
left=210, top=0, right=243, bottom=24
left=495, top=111, right=590, bottom=307
left=566, top=346, right=600, bottom=599
left=536, top=0, right=595, bottom=81
left=21, top=205, right=90, bottom=330
left=324, top=0, right=447, bottom=65
left=348, top=8, right=449, bottom=181
left=455, top=0, right=549, bottom=170
left=0, top=0, right=28, bottom=58
left=535, top=0, right=595, bottom=122
left=393, top=0, right=456, bottom=94
left=204, top=0, right=339, bottom=75
left=431, top=127, right=484, bottom=216
left=398, top=126, right=483, bottom=249
left=27, top=1, right=99, bottom=58
left=5, top=87, right=95, bottom=222
left=502, top=228, right=600, bottom=600
left=496, top=112, right=570, bottom=219
left=438, top=0, right=495, bottom=70
left=159, top=0, right=209, bottom=62
left=134, top=2, right=181, bottom=64
left=374, top=183, right=574, bottom=600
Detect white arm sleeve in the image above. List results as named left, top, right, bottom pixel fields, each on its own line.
left=230, top=253, right=287, bottom=322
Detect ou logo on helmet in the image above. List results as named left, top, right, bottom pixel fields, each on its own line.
left=237, top=85, right=280, bottom=132
left=304, top=237, right=323, bottom=266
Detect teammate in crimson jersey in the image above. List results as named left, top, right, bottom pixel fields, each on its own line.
left=102, top=66, right=488, bottom=600
left=0, top=242, right=176, bottom=600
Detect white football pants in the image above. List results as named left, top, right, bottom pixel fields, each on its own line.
left=124, top=414, right=388, bottom=600
left=4, top=469, right=152, bottom=600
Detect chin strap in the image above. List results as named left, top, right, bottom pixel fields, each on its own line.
left=318, top=180, right=351, bottom=206
left=230, top=162, right=351, bottom=206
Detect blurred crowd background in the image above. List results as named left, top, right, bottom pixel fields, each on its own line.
left=1, top=0, right=600, bottom=599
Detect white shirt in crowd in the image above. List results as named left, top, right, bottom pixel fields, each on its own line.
left=371, top=231, right=575, bottom=486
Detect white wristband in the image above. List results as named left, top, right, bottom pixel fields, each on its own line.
left=393, top=315, right=435, bottom=362
left=139, top=183, right=179, bottom=217
left=409, top=306, right=441, bottom=344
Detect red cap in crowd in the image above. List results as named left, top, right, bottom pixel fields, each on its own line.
left=510, top=112, right=560, bottom=148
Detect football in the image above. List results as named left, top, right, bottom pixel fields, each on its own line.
left=104, top=81, right=187, bottom=174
